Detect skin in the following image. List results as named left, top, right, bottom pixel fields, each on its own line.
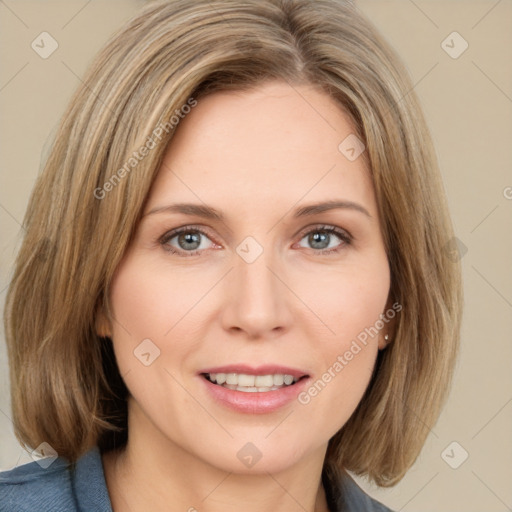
left=98, top=80, right=392, bottom=512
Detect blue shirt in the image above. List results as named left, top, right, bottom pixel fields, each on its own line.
left=0, top=446, right=393, bottom=511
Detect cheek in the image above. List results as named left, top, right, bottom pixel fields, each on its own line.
left=109, top=258, right=170, bottom=336
left=296, top=298, right=383, bottom=438
left=106, top=253, right=214, bottom=396
left=105, top=257, right=195, bottom=421
left=106, top=256, right=178, bottom=385
left=108, top=254, right=208, bottom=346
left=294, top=256, right=389, bottom=418
left=295, top=253, right=390, bottom=344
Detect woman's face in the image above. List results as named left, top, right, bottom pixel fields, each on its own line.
left=103, top=80, right=391, bottom=474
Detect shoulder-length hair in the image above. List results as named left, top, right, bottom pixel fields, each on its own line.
left=4, top=0, right=463, bottom=486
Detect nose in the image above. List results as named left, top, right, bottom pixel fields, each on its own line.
left=220, top=245, right=293, bottom=340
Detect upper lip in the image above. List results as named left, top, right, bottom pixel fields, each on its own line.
left=199, top=364, right=309, bottom=379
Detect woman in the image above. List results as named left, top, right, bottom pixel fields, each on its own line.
left=0, top=0, right=463, bottom=510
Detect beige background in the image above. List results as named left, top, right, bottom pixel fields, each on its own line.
left=1, top=1, right=511, bottom=510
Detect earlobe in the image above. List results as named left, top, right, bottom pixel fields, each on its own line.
left=379, top=295, right=398, bottom=349
left=378, top=333, right=390, bottom=350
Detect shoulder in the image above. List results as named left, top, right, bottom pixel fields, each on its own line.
left=323, top=467, right=395, bottom=512
left=0, top=446, right=112, bottom=512
left=0, top=454, right=75, bottom=512
left=341, top=474, right=394, bottom=512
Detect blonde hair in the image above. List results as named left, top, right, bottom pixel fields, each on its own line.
left=4, top=0, right=463, bottom=486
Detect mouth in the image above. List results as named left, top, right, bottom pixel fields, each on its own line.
left=198, top=365, right=311, bottom=414
left=201, top=372, right=308, bottom=392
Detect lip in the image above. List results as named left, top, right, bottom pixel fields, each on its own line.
left=198, top=364, right=311, bottom=414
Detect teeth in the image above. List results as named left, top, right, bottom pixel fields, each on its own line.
left=237, top=386, right=259, bottom=393
left=238, top=374, right=255, bottom=387
left=273, top=374, right=284, bottom=386
left=207, top=372, right=300, bottom=391
left=284, top=375, right=294, bottom=385
left=236, top=385, right=284, bottom=392
left=255, top=375, right=274, bottom=387
left=226, top=373, right=238, bottom=385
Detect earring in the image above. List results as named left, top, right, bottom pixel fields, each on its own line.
left=384, top=334, right=390, bottom=342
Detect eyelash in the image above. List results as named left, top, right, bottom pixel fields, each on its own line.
left=158, top=224, right=353, bottom=257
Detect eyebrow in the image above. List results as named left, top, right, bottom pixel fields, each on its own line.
left=143, top=200, right=371, bottom=220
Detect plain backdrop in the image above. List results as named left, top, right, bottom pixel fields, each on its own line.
left=1, top=1, right=511, bottom=511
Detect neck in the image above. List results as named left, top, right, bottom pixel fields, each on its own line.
left=102, top=403, right=331, bottom=512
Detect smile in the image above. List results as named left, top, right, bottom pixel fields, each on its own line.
left=203, top=372, right=303, bottom=392
left=198, top=365, right=311, bottom=413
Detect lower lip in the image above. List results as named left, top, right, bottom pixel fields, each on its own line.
left=200, top=375, right=310, bottom=414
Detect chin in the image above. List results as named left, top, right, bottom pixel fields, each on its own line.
left=188, top=431, right=322, bottom=476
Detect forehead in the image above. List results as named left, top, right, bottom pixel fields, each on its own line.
left=145, top=80, right=376, bottom=220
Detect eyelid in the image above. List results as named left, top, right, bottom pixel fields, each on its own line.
left=158, top=224, right=217, bottom=246
left=295, top=223, right=353, bottom=242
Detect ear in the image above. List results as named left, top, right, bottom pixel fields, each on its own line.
left=378, top=297, right=399, bottom=350
left=378, top=332, right=390, bottom=350
left=95, top=307, right=112, bottom=338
